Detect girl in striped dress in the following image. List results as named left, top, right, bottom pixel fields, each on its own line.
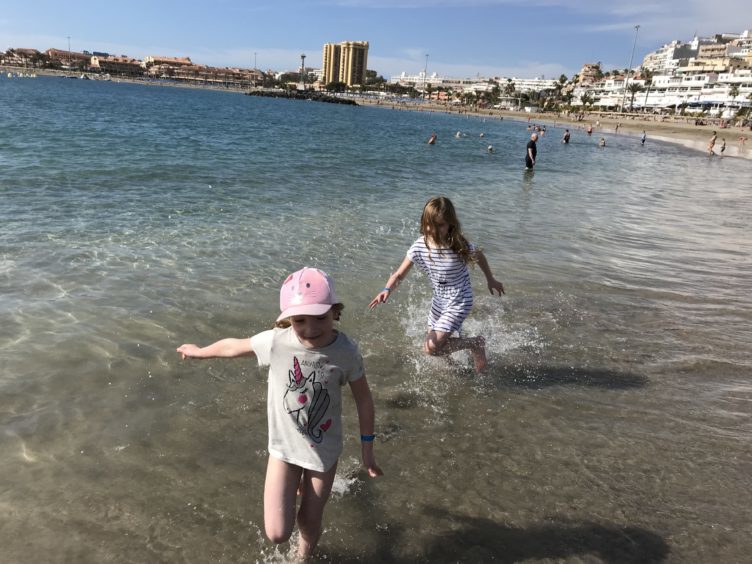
left=369, top=196, right=505, bottom=372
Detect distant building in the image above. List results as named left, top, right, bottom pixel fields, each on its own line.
left=641, top=40, right=698, bottom=74
left=91, top=55, right=143, bottom=77
left=2, top=48, right=42, bottom=66
left=322, top=41, right=368, bottom=86
left=732, top=30, right=752, bottom=56
left=697, top=43, right=741, bottom=60
left=503, top=76, right=558, bottom=93
left=143, top=55, right=193, bottom=68
left=45, top=48, right=91, bottom=68
left=578, top=63, right=601, bottom=84
left=677, top=56, right=752, bottom=75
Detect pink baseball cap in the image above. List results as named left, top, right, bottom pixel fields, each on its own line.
left=277, top=267, right=338, bottom=322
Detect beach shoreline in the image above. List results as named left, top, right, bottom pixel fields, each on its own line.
left=354, top=97, right=752, bottom=160
left=5, top=65, right=750, bottom=159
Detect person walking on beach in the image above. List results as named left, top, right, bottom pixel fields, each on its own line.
left=562, top=129, right=571, bottom=144
left=708, top=131, right=717, bottom=156
left=641, top=131, right=647, bottom=146
left=177, top=267, right=382, bottom=558
left=369, top=197, right=505, bottom=373
left=525, top=133, right=538, bottom=169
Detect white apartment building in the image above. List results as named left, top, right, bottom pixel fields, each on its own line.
left=389, top=71, right=558, bottom=97
left=572, top=70, right=752, bottom=112
left=641, top=40, right=698, bottom=74
left=498, top=77, right=559, bottom=93
left=732, top=30, right=752, bottom=56
left=389, top=71, right=495, bottom=94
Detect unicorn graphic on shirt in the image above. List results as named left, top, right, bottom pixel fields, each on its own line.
left=283, top=356, right=331, bottom=444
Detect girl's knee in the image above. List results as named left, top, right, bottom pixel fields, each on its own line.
left=265, top=523, right=293, bottom=545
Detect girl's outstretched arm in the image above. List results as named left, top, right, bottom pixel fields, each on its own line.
left=475, top=250, right=505, bottom=296
left=369, top=257, right=413, bottom=308
left=349, top=375, right=383, bottom=478
left=177, top=338, right=254, bottom=359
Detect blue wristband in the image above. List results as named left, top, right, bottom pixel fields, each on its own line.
left=360, top=434, right=375, bottom=442
left=383, top=287, right=391, bottom=293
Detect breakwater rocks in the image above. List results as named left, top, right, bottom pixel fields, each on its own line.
left=246, top=90, right=358, bottom=105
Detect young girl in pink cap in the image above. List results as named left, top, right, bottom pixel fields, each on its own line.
left=177, top=267, right=382, bottom=558
left=369, top=196, right=505, bottom=372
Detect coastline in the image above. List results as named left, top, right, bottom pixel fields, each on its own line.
left=355, top=97, right=752, bottom=160
left=4, top=65, right=750, bottom=159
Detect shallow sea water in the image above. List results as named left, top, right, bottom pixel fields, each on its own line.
left=1, top=77, right=751, bottom=562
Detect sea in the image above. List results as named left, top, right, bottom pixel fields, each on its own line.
left=1, top=76, right=751, bottom=563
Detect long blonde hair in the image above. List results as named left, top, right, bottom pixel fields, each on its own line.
left=420, top=196, right=475, bottom=264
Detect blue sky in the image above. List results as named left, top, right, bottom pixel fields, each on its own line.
left=1, top=1, right=749, bottom=79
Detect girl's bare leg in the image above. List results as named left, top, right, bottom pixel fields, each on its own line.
left=296, top=462, right=338, bottom=558
left=424, top=331, right=487, bottom=373
left=263, top=457, right=303, bottom=544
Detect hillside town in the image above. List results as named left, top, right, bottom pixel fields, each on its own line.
left=3, top=29, right=752, bottom=119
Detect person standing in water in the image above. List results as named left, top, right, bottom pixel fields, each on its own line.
left=177, top=267, right=382, bottom=558
left=708, top=131, right=717, bottom=156
left=525, top=133, right=538, bottom=169
left=369, top=197, right=505, bottom=373
left=562, top=129, right=571, bottom=144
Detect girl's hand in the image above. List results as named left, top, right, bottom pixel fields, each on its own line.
left=176, top=344, right=202, bottom=359
left=368, top=290, right=390, bottom=308
left=362, top=446, right=384, bottom=477
left=488, top=278, right=505, bottom=296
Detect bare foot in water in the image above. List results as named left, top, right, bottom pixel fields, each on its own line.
left=472, top=337, right=487, bottom=373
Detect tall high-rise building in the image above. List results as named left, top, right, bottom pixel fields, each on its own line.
left=322, top=41, right=369, bottom=86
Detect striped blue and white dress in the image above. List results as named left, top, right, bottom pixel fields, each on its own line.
left=407, top=237, right=475, bottom=334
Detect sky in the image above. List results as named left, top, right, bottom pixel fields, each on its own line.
left=1, top=1, right=749, bottom=80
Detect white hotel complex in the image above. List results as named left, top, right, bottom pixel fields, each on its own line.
left=567, top=30, right=752, bottom=113
left=389, top=71, right=557, bottom=97
left=388, top=29, right=752, bottom=115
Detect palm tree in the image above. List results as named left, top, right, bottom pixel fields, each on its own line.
left=489, top=83, right=501, bottom=106
left=425, top=83, right=434, bottom=101
left=728, top=84, right=740, bottom=108
left=640, top=68, right=653, bottom=111
left=627, top=83, right=645, bottom=111
left=580, top=92, right=594, bottom=110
